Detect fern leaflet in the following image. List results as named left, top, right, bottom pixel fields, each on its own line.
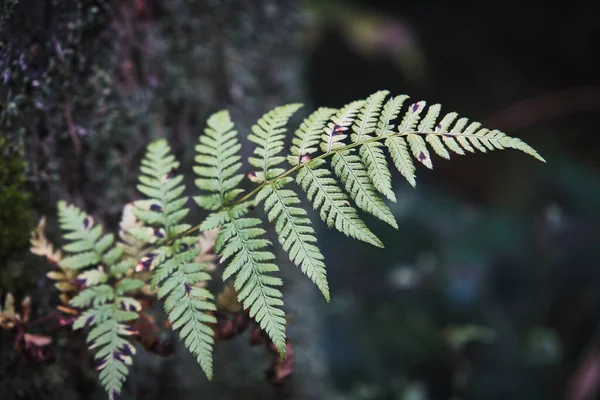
left=194, top=110, right=245, bottom=211
left=296, top=159, right=383, bottom=247
left=256, top=178, right=329, bottom=301
left=58, top=202, right=140, bottom=400
left=248, top=103, right=303, bottom=181
left=136, top=139, right=216, bottom=379
left=212, top=204, right=287, bottom=355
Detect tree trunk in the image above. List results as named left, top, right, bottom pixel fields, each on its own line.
left=0, top=0, right=334, bottom=398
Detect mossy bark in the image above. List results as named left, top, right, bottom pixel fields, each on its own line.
left=1, top=0, right=333, bottom=398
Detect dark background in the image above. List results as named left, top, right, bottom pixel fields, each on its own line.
left=1, top=0, right=600, bottom=399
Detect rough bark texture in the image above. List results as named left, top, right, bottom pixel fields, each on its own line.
left=0, top=0, right=333, bottom=398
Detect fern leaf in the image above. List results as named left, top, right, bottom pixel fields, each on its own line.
left=73, top=299, right=138, bottom=400
left=331, top=151, right=397, bottom=228
left=407, top=134, right=433, bottom=169
left=376, top=95, right=410, bottom=137
left=349, top=90, right=397, bottom=202
left=360, top=142, right=396, bottom=202
left=153, top=238, right=216, bottom=378
left=256, top=179, right=329, bottom=301
left=436, top=112, right=464, bottom=156
left=398, top=100, right=426, bottom=133
left=248, top=103, right=303, bottom=181
left=136, top=139, right=191, bottom=238
left=289, top=107, right=336, bottom=165
left=351, top=90, right=389, bottom=143
left=296, top=159, right=383, bottom=247
left=386, top=136, right=416, bottom=187
left=419, top=104, right=450, bottom=160
left=137, top=139, right=216, bottom=378
left=321, top=100, right=365, bottom=153
left=194, top=110, right=244, bottom=210
left=70, top=285, right=114, bottom=308
left=216, top=205, right=287, bottom=355
left=58, top=202, right=122, bottom=271
left=451, top=117, right=474, bottom=152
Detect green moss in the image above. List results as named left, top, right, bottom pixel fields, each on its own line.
left=0, top=136, right=32, bottom=258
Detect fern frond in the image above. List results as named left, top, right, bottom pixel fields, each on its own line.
left=401, top=101, right=434, bottom=169
left=351, top=90, right=389, bottom=143
left=321, top=100, right=365, bottom=153
left=331, top=151, right=397, bottom=228
left=376, top=95, right=410, bottom=137
left=194, top=110, right=245, bottom=210
left=136, top=139, right=216, bottom=379
left=57, top=201, right=142, bottom=400
left=256, top=178, right=329, bottom=301
left=73, top=298, right=139, bottom=400
left=296, top=159, right=383, bottom=247
left=248, top=103, right=303, bottom=181
left=350, top=91, right=397, bottom=202
left=135, top=139, right=190, bottom=238
left=382, top=99, right=544, bottom=186
left=212, top=204, right=287, bottom=355
left=57, top=202, right=122, bottom=270
left=289, top=107, right=336, bottom=166
left=152, top=238, right=216, bottom=378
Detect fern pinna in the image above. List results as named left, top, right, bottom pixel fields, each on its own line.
left=49, top=91, right=544, bottom=399
left=57, top=202, right=143, bottom=400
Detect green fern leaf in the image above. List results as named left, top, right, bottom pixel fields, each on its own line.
left=386, top=136, right=416, bottom=187
left=153, top=238, right=216, bottom=378
left=331, top=151, right=397, bottom=228
left=402, top=101, right=433, bottom=169
left=215, top=205, right=287, bottom=355
left=418, top=103, right=450, bottom=160
left=136, top=139, right=191, bottom=238
left=350, top=90, right=397, bottom=202
left=74, top=300, right=138, bottom=400
left=321, top=100, right=365, bottom=153
left=256, top=178, right=330, bottom=301
left=248, top=103, right=303, bottom=181
left=289, top=107, right=336, bottom=165
left=296, top=159, right=383, bottom=247
left=351, top=90, right=389, bottom=143
left=58, top=201, right=122, bottom=270
left=359, top=141, right=395, bottom=201
left=137, top=139, right=216, bottom=379
left=58, top=201, right=139, bottom=399
left=435, top=111, right=462, bottom=156
left=194, top=110, right=245, bottom=210
left=376, top=95, right=410, bottom=137
left=70, top=285, right=114, bottom=308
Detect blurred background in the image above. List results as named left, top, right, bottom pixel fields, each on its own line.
left=1, top=0, right=599, bottom=399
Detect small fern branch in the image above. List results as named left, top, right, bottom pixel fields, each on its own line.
left=331, top=151, right=397, bottom=228
left=73, top=298, right=139, bottom=400
left=213, top=204, right=287, bottom=355
left=152, top=238, right=216, bottom=379
left=350, top=90, right=397, bottom=202
left=136, top=138, right=216, bottom=379
left=256, top=178, right=330, bottom=301
left=57, top=202, right=142, bottom=400
left=57, top=202, right=122, bottom=271
left=248, top=103, right=303, bottom=181
left=321, top=100, right=365, bottom=153
left=376, top=95, right=410, bottom=137
left=194, top=110, right=245, bottom=211
left=296, top=159, right=383, bottom=247
left=289, top=107, right=336, bottom=165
